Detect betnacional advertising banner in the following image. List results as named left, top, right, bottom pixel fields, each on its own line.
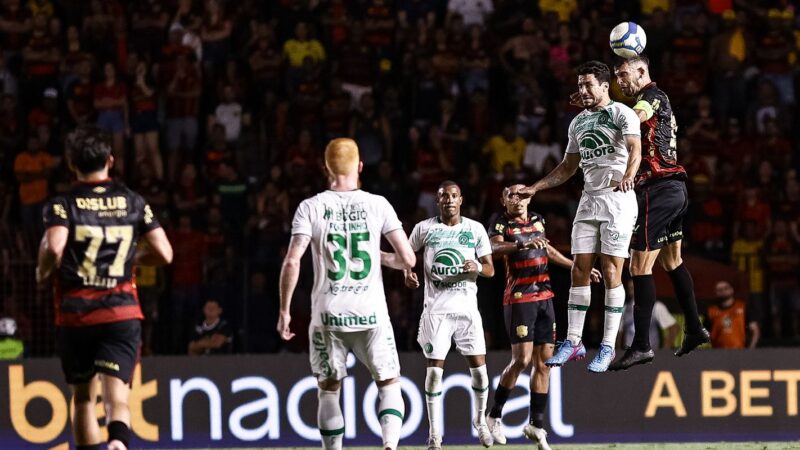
left=1, top=350, right=799, bottom=448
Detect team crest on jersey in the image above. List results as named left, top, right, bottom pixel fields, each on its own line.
left=457, top=232, right=473, bottom=246
left=92, top=186, right=107, bottom=194
left=516, top=325, right=528, bottom=338
left=495, top=223, right=505, bottom=233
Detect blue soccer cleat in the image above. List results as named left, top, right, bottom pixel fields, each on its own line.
left=588, top=344, right=616, bottom=373
left=545, top=340, right=586, bottom=367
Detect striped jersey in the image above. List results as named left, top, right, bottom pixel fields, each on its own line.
left=43, top=180, right=160, bottom=327
left=489, top=212, right=554, bottom=305
left=291, top=190, right=402, bottom=331
left=566, top=101, right=641, bottom=191
left=633, top=82, right=687, bottom=186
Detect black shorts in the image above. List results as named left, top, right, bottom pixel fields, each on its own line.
left=57, top=319, right=141, bottom=385
left=631, top=179, right=688, bottom=251
left=504, top=300, right=555, bottom=345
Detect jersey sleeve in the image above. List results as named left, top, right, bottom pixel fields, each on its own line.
left=633, top=89, right=659, bottom=120
left=408, top=221, right=424, bottom=253
left=137, top=195, right=161, bottom=234
left=617, top=105, right=641, bottom=137
left=565, top=118, right=579, bottom=153
left=291, top=199, right=313, bottom=237
left=42, top=197, right=69, bottom=229
left=474, top=224, right=493, bottom=259
left=380, top=197, right=403, bottom=235
left=488, top=215, right=507, bottom=238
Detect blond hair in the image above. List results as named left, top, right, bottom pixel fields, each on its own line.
left=324, top=138, right=360, bottom=176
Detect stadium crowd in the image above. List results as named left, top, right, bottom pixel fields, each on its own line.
left=0, top=0, right=798, bottom=356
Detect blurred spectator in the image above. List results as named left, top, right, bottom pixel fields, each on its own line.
left=14, top=134, right=56, bottom=227
left=200, top=0, right=232, bottom=72
left=523, top=122, right=561, bottom=178
left=349, top=92, right=392, bottom=176
left=66, top=58, right=94, bottom=126
left=209, top=84, right=244, bottom=144
left=94, top=62, right=128, bottom=175
left=169, top=214, right=207, bottom=353
left=706, top=280, right=760, bottom=349
left=136, top=260, right=166, bottom=356
left=188, top=298, right=233, bottom=355
left=763, top=219, right=800, bottom=339
left=165, top=53, right=201, bottom=181
left=756, top=9, right=794, bottom=105
left=131, top=61, right=163, bottom=180
left=483, top=123, right=525, bottom=173
left=731, top=221, right=765, bottom=320
left=447, top=0, right=494, bottom=28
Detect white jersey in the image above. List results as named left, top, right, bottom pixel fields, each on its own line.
left=409, top=216, right=492, bottom=315
left=566, top=101, right=641, bottom=191
left=291, top=190, right=403, bottom=331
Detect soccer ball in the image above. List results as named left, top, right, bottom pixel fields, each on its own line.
left=609, top=22, right=647, bottom=58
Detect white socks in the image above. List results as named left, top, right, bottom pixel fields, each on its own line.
left=425, top=367, right=444, bottom=437
left=470, top=365, right=489, bottom=425
left=318, top=388, right=344, bottom=450
left=566, top=286, right=591, bottom=344
left=378, top=382, right=404, bottom=450
left=602, top=285, right=625, bottom=347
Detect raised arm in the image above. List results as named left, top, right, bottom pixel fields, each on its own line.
left=618, top=135, right=641, bottom=192
left=277, top=234, right=311, bottom=341
left=522, top=152, right=580, bottom=196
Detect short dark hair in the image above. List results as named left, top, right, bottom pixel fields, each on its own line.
left=576, top=60, right=611, bottom=84
left=438, top=180, right=460, bottom=192
left=66, top=126, right=112, bottom=174
left=614, top=54, right=650, bottom=69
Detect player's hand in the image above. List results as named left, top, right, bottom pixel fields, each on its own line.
left=404, top=270, right=420, bottom=289
left=590, top=268, right=602, bottom=283
left=615, top=176, right=635, bottom=193
left=277, top=312, right=295, bottom=341
left=524, top=237, right=549, bottom=249
left=518, top=185, right=536, bottom=198
left=569, top=91, right=582, bottom=107
left=462, top=259, right=481, bottom=274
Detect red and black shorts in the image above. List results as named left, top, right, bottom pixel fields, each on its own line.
left=631, top=179, right=688, bottom=252
left=504, top=300, right=555, bottom=345
left=57, top=319, right=141, bottom=385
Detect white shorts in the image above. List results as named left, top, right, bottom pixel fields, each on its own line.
left=309, top=325, right=400, bottom=382
left=572, top=188, right=638, bottom=258
left=417, top=311, right=487, bottom=360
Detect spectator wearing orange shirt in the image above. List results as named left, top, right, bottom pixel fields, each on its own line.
left=706, top=280, right=760, bottom=349
left=13, top=134, right=57, bottom=227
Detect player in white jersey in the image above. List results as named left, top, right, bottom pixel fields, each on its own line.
left=277, top=138, right=416, bottom=450
left=385, top=180, right=495, bottom=449
left=520, top=61, right=642, bottom=373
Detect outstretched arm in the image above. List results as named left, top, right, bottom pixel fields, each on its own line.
left=381, top=229, right=416, bottom=270
left=277, top=234, right=311, bottom=341
left=521, top=152, right=580, bottom=197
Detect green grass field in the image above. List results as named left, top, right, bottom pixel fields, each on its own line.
left=188, top=444, right=799, bottom=450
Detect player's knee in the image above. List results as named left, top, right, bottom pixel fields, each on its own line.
left=318, top=379, right=341, bottom=392
left=570, top=264, right=591, bottom=285
left=534, top=357, right=550, bottom=375
left=511, top=354, right=531, bottom=372
left=629, top=252, right=652, bottom=276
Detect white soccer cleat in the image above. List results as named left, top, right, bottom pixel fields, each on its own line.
left=426, top=435, right=442, bottom=450
left=523, top=424, right=552, bottom=450
left=486, top=415, right=507, bottom=445
left=473, top=418, right=494, bottom=447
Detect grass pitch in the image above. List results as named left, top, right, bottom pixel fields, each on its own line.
left=207, top=444, right=799, bottom=450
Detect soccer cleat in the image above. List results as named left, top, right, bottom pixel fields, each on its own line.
left=486, top=415, right=507, bottom=445
left=587, top=344, right=616, bottom=373
left=545, top=340, right=586, bottom=367
left=608, top=348, right=655, bottom=371
left=523, top=424, right=553, bottom=450
left=674, top=328, right=711, bottom=357
left=426, top=435, right=442, bottom=450
left=473, top=419, right=494, bottom=447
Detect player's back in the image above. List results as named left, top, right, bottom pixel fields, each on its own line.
left=291, top=189, right=402, bottom=331
left=636, top=82, right=687, bottom=185
left=44, top=179, right=159, bottom=327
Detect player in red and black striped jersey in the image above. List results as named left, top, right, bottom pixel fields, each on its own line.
left=610, top=56, right=709, bottom=372
left=485, top=184, right=600, bottom=447
left=37, top=126, right=172, bottom=450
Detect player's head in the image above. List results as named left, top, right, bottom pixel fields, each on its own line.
left=501, top=184, right=531, bottom=217
left=436, top=180, right=462, bottom=220
left=324, top=138, right=362, bottom=180
left=614, top=55, right=651, bottom=97
left=65, top=126, right=113, bottom=177
left=576, top=61, right=611, bottom=108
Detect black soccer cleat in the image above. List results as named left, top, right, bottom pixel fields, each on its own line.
left=608, top=348, right=655, bottom=371
left=674, top=328, right=711, bottom=357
